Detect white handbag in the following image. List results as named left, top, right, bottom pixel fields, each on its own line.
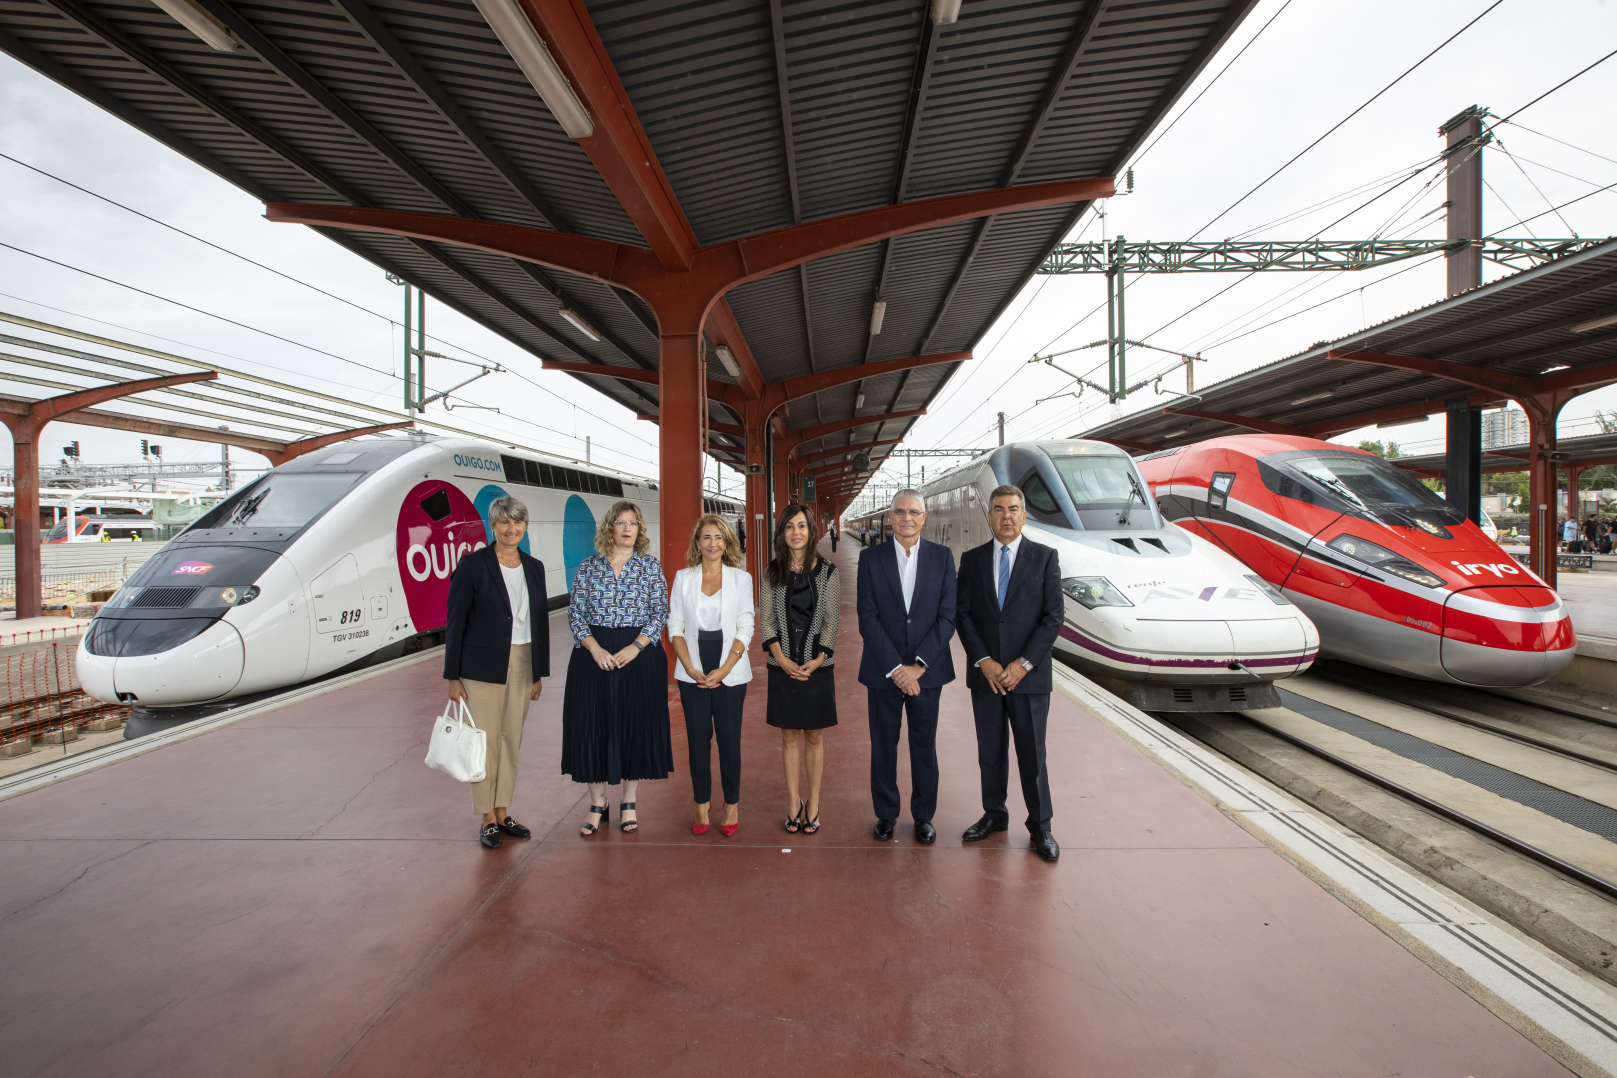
left=425, top=700, right=487, bottom=783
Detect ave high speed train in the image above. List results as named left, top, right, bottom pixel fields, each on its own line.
left=1137, top=434, right=1575, bottom=686
left=77, top=435, right=742, bottom=713
left=855, top=440, right=1320, bottom=711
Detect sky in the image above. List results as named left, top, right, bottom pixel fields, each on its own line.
left=1, top=0, right=1614, bottom=509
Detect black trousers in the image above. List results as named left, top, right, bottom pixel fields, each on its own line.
left=867, top=684, right=941, bottom=822
left=677, top=631, right=746, bottom=805
left=971, top=689, right=1053, bottom=833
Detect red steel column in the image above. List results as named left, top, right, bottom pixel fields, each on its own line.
left=659, top=332, right=704, bottom=587
left=743, top=412, right=768, bottom=598
left=1526, top=404, right=1558, bottom=591
left=4, top=421, right=40, bottom=620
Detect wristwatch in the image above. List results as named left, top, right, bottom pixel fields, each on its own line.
left=1018, top=658, right=1034, bottom=672
left=632, top=640, right=646, bottom=651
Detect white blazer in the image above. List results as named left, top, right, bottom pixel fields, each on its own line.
left=667, top=564, right=755, bottom=686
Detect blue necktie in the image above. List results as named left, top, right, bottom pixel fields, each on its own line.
left=997, top=544, right=1010, bottom=609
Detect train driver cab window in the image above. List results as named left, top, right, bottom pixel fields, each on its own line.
left=1019, top=472, right=1068, bottom=527
left=195, top=473, right=362, bottom=531
left=1208, top=472, right=1235, bottom=511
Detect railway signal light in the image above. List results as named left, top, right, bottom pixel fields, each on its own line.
left=150, top=444, right=163, bottom=459
left=62, top=441, right=79, bottom=459
left=141, top=439, right=149, bottom=458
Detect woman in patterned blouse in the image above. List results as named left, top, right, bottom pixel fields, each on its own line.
left=561, top=500, right=673, bottom=836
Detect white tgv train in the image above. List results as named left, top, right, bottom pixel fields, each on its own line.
left=78, top=435, right=742, bottom=714
left=892, top=440, right=1320, bottom=711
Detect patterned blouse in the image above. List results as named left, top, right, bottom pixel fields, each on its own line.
left=568, top=552, right=669, bottom=644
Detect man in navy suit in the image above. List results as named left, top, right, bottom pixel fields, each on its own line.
left=857, top=489, right=956, bottom=845
left=955, top=484, right=1063, bottom=862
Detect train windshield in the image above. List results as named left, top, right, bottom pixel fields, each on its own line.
left=1283, top=454, right=1464, bottom=529
left=1049, top=454, right=1140, bottom=508
left=193, top=473, right=361, bottom=531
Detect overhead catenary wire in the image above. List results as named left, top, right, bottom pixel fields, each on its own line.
left=0, top=153, right=660, bottom=449
left=1188, top=0, right=1504, bottom=241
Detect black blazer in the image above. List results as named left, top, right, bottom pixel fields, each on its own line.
left=443, top=545, right=551, bottom=684
left=955, top=536, right=1063, bottom=695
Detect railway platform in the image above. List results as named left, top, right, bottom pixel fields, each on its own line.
left=0, top=541, right=1602, bottom=1076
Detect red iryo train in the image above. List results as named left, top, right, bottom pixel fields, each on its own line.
left=1137, top=434, right=1575, bottom=686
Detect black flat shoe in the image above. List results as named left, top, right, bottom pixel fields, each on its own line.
left=962, top=814, right=1009, bottom=843
left=915, top=820, right=936, bottom=845
left=873, top=818, right=895, bottom=842
left=480, top=822, right=503, bottom=849
left=1032, top=830, right=1060, bottom=863
left=499, top=816, right=531, bottom=839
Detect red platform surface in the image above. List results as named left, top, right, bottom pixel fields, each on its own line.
left=0, top=541, right=1569, bottom=1076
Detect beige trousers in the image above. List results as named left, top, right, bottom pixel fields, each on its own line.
left=463, top=644, right=533, bottom=815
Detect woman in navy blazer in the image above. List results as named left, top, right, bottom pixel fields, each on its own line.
left=443, top=496, right=550, bottom=850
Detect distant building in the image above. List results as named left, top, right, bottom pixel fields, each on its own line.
left=1481, top=407, right=1528, bottom=449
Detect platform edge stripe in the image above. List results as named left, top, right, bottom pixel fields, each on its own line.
left=0, top=648, right=445, bottom=804
left=1052, top=667, right=1617, bottom=1078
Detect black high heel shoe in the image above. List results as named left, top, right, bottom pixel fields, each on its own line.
left=619, top=802, right=638, bottom=833
left=801, top=804, right=821, bottom=835
left=579, top=802, right=608, bottom=837
left=783, top=799, right=804, bottom=834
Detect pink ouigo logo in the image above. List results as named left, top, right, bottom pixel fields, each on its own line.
left=170, top=561, right=214, bottom=576
left=395, top=481, right=484, bottom=631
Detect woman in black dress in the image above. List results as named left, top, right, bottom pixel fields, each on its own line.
left=561, top=500, right=674, bottom=836
left=760, top=502, right=839, bottom=835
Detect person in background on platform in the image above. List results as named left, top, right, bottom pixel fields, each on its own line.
left=954, top=485, right=1062, bottom=863
left=737, top=515, right=746, bottom=555
left=1563, top=516, right=1577, bottom=552
left=668, top=515, right=753, bottom=837
left=443, top=496, right=550, bottom=850
left=1585, top=515, right=1599, bottom=552
left=856, top=489, right=955, bottom=845
left=760, top=503, right=839, bottom=835
left=829, top=519, right=839, bottom=553
left=562, top=500, right=673, bottom=837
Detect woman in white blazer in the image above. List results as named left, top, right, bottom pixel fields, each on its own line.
left=668, top=514, right=755, bottom=837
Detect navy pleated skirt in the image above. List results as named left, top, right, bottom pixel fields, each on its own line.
left=561, top=625, right=674, bottom=784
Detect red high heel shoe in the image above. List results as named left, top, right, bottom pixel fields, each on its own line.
left=720, top=804, right=739, bottom=837
left=692, top=820, right=709, bottom=835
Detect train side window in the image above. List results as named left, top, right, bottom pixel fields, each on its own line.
left=1020, top=472, right=1067, bottom=526
left=524, top=459, right=542, bottom=486
left=537, top=463, right=553, bottom=488
left=420, top=489, right=453, bottom=522
left=501, top=455, right=525, bottom=484
left=564, top=469, right=581, bottom=492
left=1208, top=472, right=1235, bottom=511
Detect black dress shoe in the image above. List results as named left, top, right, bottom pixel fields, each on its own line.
left=915, top=820, right=936, bottom=845
left=962, top=814, right=1009, bottom=843
left=873, top=818, right=896, bottom=841
left=480, top=822, right=503, bottom=849
left=1032, top=831, right=1059, bottom=863
left=499, top=816, right=531, bottom=839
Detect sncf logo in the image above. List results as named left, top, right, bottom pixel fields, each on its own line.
left=170, top=561, right=214, bottom=575
left=1450, top=561, right=1521, bottom=579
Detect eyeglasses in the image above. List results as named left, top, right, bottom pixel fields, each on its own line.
left=613, top=519, right=638, bottom=529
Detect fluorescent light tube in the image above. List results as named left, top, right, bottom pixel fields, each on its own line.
left=869, top=298, right=887, bottom=335
left=559, top=308, right=601, bottom=341
left=1572, top=311, right=1617, bottom=333
left=471, top=0, right=594, bottom=138
left=151, top=0, right=240, bottom=52
left=1288, top=389, right=1334, bottom=405
left=854, top=393, right=866, bottom=410
left=713, top=344, right=741, bottom=379
left=931, top=0, right=963, bottom=24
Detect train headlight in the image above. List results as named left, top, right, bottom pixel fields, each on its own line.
left=1326, top=534, right=1446, bottom=588
left=1244, top=575, right=1292, bottom=605
left=188, top=585, right=261, bottom=608
left=1063, top=576, right=1133, bottom=609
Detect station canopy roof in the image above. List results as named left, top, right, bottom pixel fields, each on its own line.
left=1081, top=237, right=1617, bottom=454
left=0, top=0, right=1259, bottom=489
left=1392, top=431, right=1617, bottom=478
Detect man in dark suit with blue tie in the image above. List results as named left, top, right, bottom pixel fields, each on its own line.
left=955, top=484, right=1063, bottom=862
left=857, top=489, right=956, bottom=845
